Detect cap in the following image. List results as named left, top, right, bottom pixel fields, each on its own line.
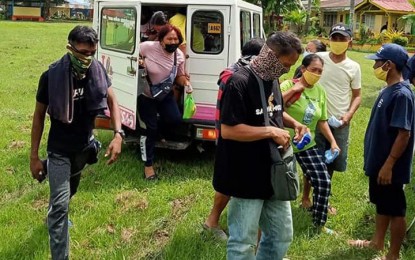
left=329, top=23, right=353, bottom=38
left=366, top=43, right=409, bottom=70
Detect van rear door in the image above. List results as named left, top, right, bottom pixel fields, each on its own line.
left=96, top=2, right=140, bottom=130
left=186, top=5, right=230, bottom=125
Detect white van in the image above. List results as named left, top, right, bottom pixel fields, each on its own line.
left=93, top=0, right=263, bottom=149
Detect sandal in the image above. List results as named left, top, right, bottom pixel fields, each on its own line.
left=202, top=223, right=228, bottom=241
left=143, top=170, right=158, bottom=181
left=348, top=239, right=372, bottom=248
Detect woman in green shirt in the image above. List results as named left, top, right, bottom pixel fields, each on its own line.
left=280, top=54, right=340, bottom=233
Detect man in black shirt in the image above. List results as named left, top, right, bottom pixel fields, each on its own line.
left=30, top=26, right=123, bottom=260
left=213, top=32, right=306, bottom=259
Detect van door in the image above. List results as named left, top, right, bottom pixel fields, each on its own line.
left=96, top=2, right=140, bottom=130
left=186, top=5, right=230, bottom=124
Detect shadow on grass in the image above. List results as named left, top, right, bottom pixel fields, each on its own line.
left=1, top=224, right=49, bottom=259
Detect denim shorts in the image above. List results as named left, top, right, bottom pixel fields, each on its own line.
left=315, top=125, right=350, bottom=172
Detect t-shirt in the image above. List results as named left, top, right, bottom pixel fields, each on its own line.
left=140, top=41, right=186, bottom=84
left=213, top=66, right=284, bottom=199
left=317, top=52, right=361, bottom=118
left=169, top=13, right=187, bottom=45
left=192, top=25, right=204, bottom=52
left=280, top=79, right=328, bottom=153
left=403, top=55, right=415, bottom=83
left=36, top=71, right=103, bottom=155
left=364, top=81, right=415, bottom=184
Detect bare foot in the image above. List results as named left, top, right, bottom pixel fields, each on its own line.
left=301, top=198, right=312, bottom=209
left=144, top=166, right=157, bottom=180
left=348, top=239, right=383, bottom=250
left=328, top=205, right=337, bottom=215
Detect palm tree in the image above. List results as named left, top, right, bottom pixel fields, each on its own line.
left=400, top=0, right=415, bottom=24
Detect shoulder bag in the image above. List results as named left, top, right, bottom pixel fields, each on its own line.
left=250, top=67, right=300, bottom=201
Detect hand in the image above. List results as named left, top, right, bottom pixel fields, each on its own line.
left=292, top=81, right=306, bottom=93
left=105, top=136, right=122, bottom=165
left=330, top=142, right=341, bottom=154
left=30, top=157, right=44, bottom=181
left=185, top=85, right=193, bottom=94
left=293, top=124, right=309, bottom=142
left=270, top=127, right=291, bottom=150
left=377, top=162, right=393, bottom=185
left=340, top=112, right=352, bottom=127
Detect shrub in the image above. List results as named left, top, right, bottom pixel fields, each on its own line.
left=392, top=36, right=409, bottom=47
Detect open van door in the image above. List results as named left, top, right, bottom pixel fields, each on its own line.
left=186, top=5, right=230, bottom=125
left=96, top=2, right=140, bottom=130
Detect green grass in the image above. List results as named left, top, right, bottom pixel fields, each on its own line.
left=1, top=21, right=415, bottom=259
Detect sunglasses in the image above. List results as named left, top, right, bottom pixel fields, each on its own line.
left=70, top=44, right=96, bottom=56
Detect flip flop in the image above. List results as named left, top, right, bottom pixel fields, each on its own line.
left=348, top=239, right=372, bottom=248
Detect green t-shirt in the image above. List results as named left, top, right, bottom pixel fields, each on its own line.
left=280, top=79, right=328, bottom=153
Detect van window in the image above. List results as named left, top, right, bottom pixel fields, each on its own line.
left=100, top=8, right=137, bottom=54
left=191, top=11, right=224, bottom=54
left=253, top=13, right=261, bottom=38
left=240, top=10, right=251, bottom=49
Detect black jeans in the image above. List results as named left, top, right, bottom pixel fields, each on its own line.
left=138, top=92, right=181, bottom=166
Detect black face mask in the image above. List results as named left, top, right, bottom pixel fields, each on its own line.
left=164, top=44, right=179, bottom=53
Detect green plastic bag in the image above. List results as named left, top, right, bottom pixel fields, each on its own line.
left=183, top=94, right=197, bottom=119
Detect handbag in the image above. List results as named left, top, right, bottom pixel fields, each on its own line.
left=250, top=66, right=300, bottom=201
left=150, top=51, right=177, bottom=101
left=138, top=56, right=151, bottom=97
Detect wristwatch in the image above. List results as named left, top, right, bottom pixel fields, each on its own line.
left=114, top=129, right=125, bottom=139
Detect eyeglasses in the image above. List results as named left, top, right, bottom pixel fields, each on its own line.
left=70, top=44, right=96, bottom=56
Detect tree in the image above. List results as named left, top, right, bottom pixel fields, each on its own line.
left=284, top=9, right=307, bottom=34
left=400, top=0, right=415, bottom=25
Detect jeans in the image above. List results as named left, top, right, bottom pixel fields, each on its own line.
left=47, top=152, right=84, bottom=260
left=227, top=196, right=293, bottom=260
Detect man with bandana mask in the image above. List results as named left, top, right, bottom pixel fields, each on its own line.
left=348, top=43, right=414, bottom=260
left=30, top=26, right=123, bottom=260
left=213, top=31, right=307, bottom=259
left=313, top=23, right=362, bottom=215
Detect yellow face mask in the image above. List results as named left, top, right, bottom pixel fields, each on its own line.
left=330, top=41, right=349, bottom=55
left=374, top=62, right=389, bottom=81
left=303, top=70, right=321, bottom=86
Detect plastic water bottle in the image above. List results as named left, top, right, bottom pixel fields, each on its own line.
left=303, top=102, right=316, bottom=125
left=293, top=132, right=312, bottom=150
left=325, top=149, right=340, bottom=164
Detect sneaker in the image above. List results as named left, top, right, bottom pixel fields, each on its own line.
left=202, top=223, right=228, bottom=241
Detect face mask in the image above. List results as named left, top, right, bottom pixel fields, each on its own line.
left=330, top=41, right=349, bottom=55
left=303, top=51, right=311, bottom=58
left=303, top=70, right=321, bottom=86
left=164, top=43, right=179, bottom=53
left=250, top=44, right=290, bottom=81
left=374, top=62, right=389, bottom=81
left=67, top=44, right=93, bottom=77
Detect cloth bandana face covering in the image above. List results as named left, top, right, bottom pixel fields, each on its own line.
left=250, top=44, right=290, bottom=81
left=67, top=44, right=93, bottom=79
left=329, top=41, right=349, bottom=55
left=303, top=70, right=321, bottom=86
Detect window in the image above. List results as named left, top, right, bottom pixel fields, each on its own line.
left=240, top=10, right=251, bottom=49
left=363, top=14, right=375, bottom=30
left=191, top=11, right=224, bottom=54
left=253, top=13, right=261, bottom=38
left=323, top=13, right=336, bottom=27
left=100, top=8, right=137, bottom=54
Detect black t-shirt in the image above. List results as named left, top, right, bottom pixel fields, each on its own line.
left=213, top=66, right=284, bottom=199
left=36, top=71, right=99, bottom=155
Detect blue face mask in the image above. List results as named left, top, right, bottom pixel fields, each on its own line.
left=303, top=51, right=311, bottom=58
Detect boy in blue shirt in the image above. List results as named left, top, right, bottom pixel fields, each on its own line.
left=349, top=44, right=414, bottom=260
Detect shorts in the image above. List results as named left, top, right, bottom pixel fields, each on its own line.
left=369, top=177, right=406, bottom=217
left=315, top=125, right=349, bottom=172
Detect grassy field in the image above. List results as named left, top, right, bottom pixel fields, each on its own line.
left=1, top=21, right=415, bottom=260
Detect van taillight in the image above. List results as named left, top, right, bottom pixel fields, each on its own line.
left=196, top=128, right=217, bottom=140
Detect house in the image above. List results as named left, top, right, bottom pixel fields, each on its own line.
left=315, top=0, right=414, bottom=37
left=355, top=0, right=415, bottom=35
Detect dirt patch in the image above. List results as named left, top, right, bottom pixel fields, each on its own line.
left=9, top=140, right=25, bottom=149
left=107, top=224, right=116, bottom=234
left=121, top=228, right=134, bottom=243
left=115, top=190, right=148, bottom=212
left=171, top=195, right=193, bottom=220
left=32, top=198, right=48, bottom=211
left=5, top=166, right=15, bottom=175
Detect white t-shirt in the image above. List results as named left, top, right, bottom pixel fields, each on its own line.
left=140, top=41, right=186, bottom=84
left=317, top=51, right=361, bottom=118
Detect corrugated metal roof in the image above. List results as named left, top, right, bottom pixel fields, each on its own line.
left=372, top=0, right=415, bottom=12
left=320, top=0, right=364, bottom=8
